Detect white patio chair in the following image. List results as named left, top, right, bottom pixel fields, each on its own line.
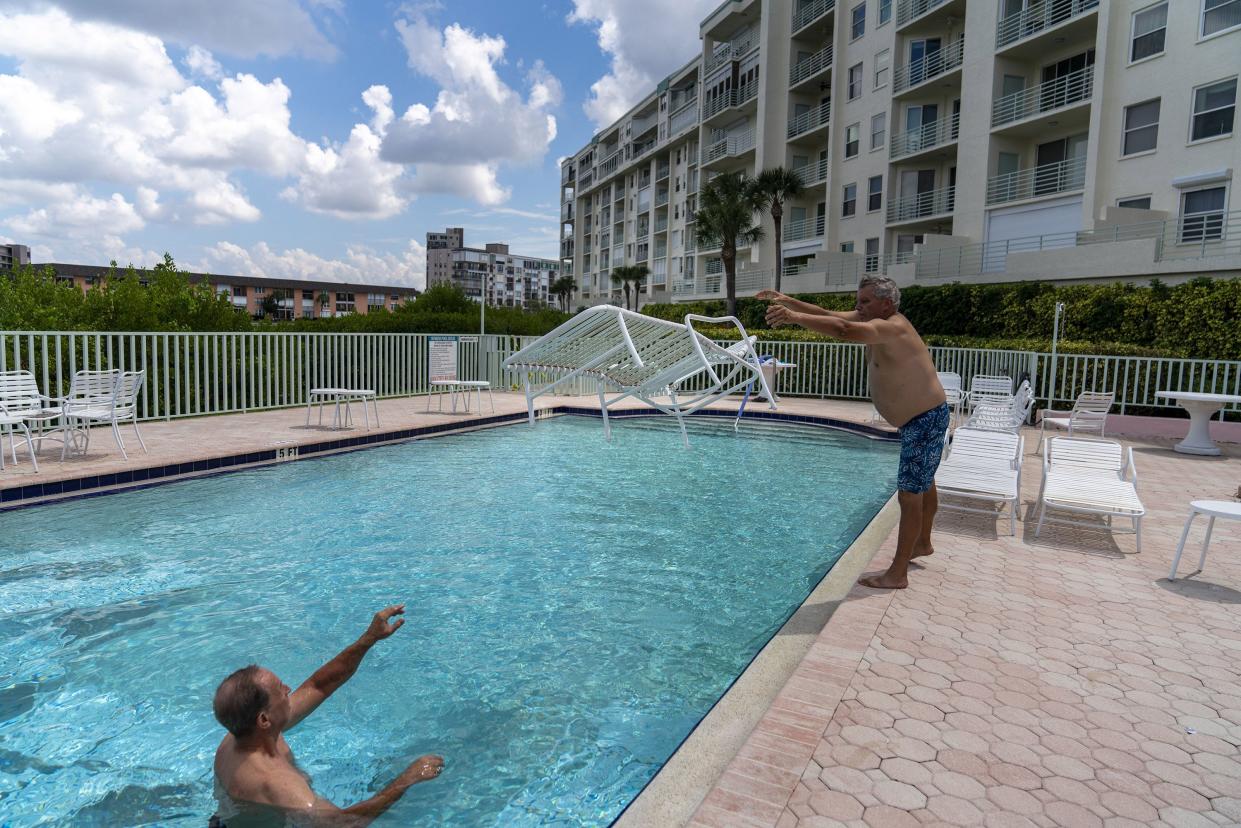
left=935, top=427, right=1023, bottom=535
left=0, top=406, right=39, bottom=472
left=1035, top=436, right=1145, bottom=551
left=61, top=370, right=148, bottom=460
left=1038, top=390, right=1115, bottom=453
left=937, top=371, right=965, bottom=424
left=503, top=306, right=773, bottom=447
left=965, top=380, right=1034, bottom=432
left=0, top=369, right=80, bottom=453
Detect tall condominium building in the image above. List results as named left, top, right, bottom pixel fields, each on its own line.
left=560, top=0, right=1241, bottom=306
left=1, top=243, right=31, bottom=269
left=425, top=229, right=561, bottom=308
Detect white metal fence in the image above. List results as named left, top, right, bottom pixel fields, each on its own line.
left=2, top=331, right=1238, bottom=422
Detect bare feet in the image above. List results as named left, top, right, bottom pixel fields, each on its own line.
left=912, top=544, right=934, bottom=559
left=858, top=572, right=908, bottom=590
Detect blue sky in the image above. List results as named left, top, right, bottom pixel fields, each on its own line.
left=0, top=0, right=719, bottom=287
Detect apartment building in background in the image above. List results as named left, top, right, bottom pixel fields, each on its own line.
left=560, top=0, right=1241, bottom=306
left=425, top=228, right=561, bottom=308
left=1, top=243, right=31, bottom=269
left=31, top=262, right=419, bottom=320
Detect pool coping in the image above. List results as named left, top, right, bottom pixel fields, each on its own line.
left=0, top=407, right=896, bottom=511
left=613, top=495, right=901, bottom=828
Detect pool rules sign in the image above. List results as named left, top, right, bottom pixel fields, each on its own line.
left=429, top=335, right=458, bottom=382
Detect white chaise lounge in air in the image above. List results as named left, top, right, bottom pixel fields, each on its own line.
left=935, top=427, right=1024, bottom=536
left=503, top=306, right=774, bottom=446
left=1035, top=436, right=1145, bottom=551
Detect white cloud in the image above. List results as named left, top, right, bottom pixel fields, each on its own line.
left=22, top=0, right=337, bottom=60
left=199, top=238, right=428, bottom=289
left=7, top=190, right=144, bottom=237
left=378, top=10, right=560, bottom=203
left=183, top=45, right=223, bottom=80
left=568, top=0, right=716, bottom=129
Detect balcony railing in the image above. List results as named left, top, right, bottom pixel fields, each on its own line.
left=887, top=185, right=956, bottom=222
left=561, top=165, right=575, bottom=184
left=672, top=269, right=775, bottom=296
left=669, top=102, right=699, bottom=135
left=793, top=0, right=835, bottom=32
left=656, top=163, right=670, bottom=181
left=702, top=128, right=756, bottom=165
left=654, top=216, right=668, bottom=233
left=561, top=203, right=575, bottom=221
left=790, top=44, right=833, bottom=87
left=997, top=0, right=1098, bottom=49
left=890, top=112, right=960, bottom=160
left=787, top=100, right=832, bottom=139
left=655, top=189, right=669, bottom=207
left=783, top=215, right=826, bottom=242
left=792, top=157, right=828, bottom=187
left=897, top=0, right=950, bottom=27
left=704, top=28, right=760, bottom=75
left=893, top=38, right=964, bottom=93
left=986, top=155, right=1086, bottom=205
left=992, top=65, right=1093, bottom=127
left=597, top=150, right=622, bottom=177
left=702, top=79, right=760, bottom=121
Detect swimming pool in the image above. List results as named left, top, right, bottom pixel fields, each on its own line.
left=0, top=415, right=897, bottom=826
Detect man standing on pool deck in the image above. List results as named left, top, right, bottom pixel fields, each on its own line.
left=211, top=604, right=444, bottom=826
left=759, top=276, right=948, bottom=590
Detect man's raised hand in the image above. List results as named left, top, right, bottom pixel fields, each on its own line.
left=755, top=289, right=792, bottom=305
left=363, top=604, right=406, bottom=644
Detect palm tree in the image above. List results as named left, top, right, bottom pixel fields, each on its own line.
left=695, top=172, right=764, bottom=318
left=611, top=266, right=634, bottom=310
left=622, top=264, right=649, bottom=311
left=751, top=167, right=804, bottom=293
left=316, top=291, right=330, bottom=318
left=550, top=275, right=576, bottom=311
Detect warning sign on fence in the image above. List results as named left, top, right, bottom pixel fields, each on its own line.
left=429, top=335, right=458, bottom=382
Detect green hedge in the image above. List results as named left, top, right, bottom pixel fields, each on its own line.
left=643, top=276, right=1241, bottom=359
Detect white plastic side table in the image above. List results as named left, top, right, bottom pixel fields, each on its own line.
left=1168, top=500, right=1241, bottom=580
left=1155, top=391, right=1241, bottom=456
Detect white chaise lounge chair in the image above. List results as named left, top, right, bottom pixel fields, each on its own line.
left=1037, top=390, right=1114, bottom=452
left=1035, top=436, right=1145, bottom=551
left=965, top=380, right=1034, bottom=432
left=503, top=306, right=774, bottom=446
left=935, top=427, right=1024, bottom=535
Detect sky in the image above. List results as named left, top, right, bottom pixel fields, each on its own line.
left=0, top=0, right=722, bottom=289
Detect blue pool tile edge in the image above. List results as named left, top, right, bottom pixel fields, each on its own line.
left=0, top=407, right=897, bottom=511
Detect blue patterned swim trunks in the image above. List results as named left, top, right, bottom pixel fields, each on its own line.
left=897, top=403, right=950, bottom=493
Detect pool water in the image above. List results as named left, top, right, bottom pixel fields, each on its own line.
left=0, top=415, right=897, bottom=827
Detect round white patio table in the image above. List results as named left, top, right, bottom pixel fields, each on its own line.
left=1155, top=391, right=1241, bottom=456
left=1168, top=500, right=1241, bottom=580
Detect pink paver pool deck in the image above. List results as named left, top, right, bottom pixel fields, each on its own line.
left=2, top=394, right=1239, bottom=827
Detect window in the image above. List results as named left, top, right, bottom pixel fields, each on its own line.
left=1131, top=3, right=1167, bottom=62
left=843, top=183, right=857, bottom=217
left=851, top=2, right=866, bottom=39
left=840, top=241, right=855, bottom=253
left=874, top=49, right=890, bottom=89
left=1191, top=78, right=1236, bottom=141
left=1118, top=196, right=1153, bottom=210
left=879, top=0, right=892, bottom=25
left=1202, top=0, right=1241, bottom=38
left=844, top=123, right=860, bottom=158
left=868, top=176, right=883, bottom=212
left=1180, top=186, right=1226, bottom=241
left=232, top=285, right=247, bottom=298
left=865, top=238, right=880, bottom=272
left=848, top=63, right=863, bottom=100
left=1123, top=99, right=1160, bottom=155
left=870, top=112, right=886, bottom=149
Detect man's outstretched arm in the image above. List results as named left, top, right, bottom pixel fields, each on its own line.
left=307, top=755, right=444, bottom=827
left=766, top=305, right=899, bottom=344
left=756, top=290, right=860, bottom=320
left=288, top=604, right=405, bottom=730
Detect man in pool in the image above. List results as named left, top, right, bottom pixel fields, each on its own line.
left=759, top=276, right=948, bottom=590
left=210, top=604, right=444, bottom=827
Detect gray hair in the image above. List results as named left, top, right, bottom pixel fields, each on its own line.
left=858, top=275, right=901, bottom=310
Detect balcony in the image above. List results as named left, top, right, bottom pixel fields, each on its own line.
left=792, top=157, right=828, bottom=187
left=893, top=38, right=964, bottom=94
left=702, top=128, right=756, bottom=166
left=991, top=66, right=1093, bottom=129
left=597, top=150, right=622, bottom=178
left=561, top=203, right=575, bottom=221
left=702, top=78, right=760, bottom=123
left=654, top=215, right=669, bottom=233
left=896, top=0, right=955, bottom=28
left=669, top=101, right=699, bottom=135
left=561, top=165, right=575, bottom=184
left=655, top=189, right=669, bottom=208
left=987, top=155, right=1085, bottom=205
left=783, top=215, right=826, bottom=243
left=890, top=112, right=960, bottom=161
left=997, top=0, right=1098, bottom=50
left=787, top=100, right=832, bottom=140
left=887, top=185, right=956, bottom=223
left=792, top=0, right=835, bottom=34
left=703, top=28, right=760, bottom=76
left=656, top=162, right=670, bottom=181
left=789, top=44, right=833, bottom=90
left=578, top=168, right=594, bottom=188
left=631, top=111, right=658, bottom=138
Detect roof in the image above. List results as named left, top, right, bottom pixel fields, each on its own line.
left=34, top=262, right=421, bottom=295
